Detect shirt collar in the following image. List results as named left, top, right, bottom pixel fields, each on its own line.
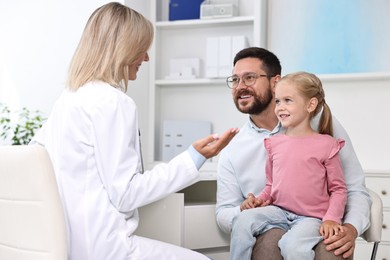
left=248, top=119, right=284, bottom=135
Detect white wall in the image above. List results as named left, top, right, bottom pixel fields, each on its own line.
left=268, top=0, right=390, bottom=74
left=319, top=73, right=390, bottom=172
left=0, top=1, right=111, bottom=113
left=0, top=0, right=151, bottom=153
left=0, top=0, right=148, bottom=115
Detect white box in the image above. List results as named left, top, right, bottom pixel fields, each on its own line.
left=165, top=58, right=200, bottom=80
left=218, top=36, right=232, bottom=78
left=205, top=37, right=219, bottom=78
left=200, top=0, right=239, bottom=19
left=162, top=120, right=212, bottom=162
left=206, top=35, right=248, bottom=79
left=232, top=35, right=249, bottom=61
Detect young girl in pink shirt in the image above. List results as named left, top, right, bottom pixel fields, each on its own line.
left=230, top=72, right=347, bottom=260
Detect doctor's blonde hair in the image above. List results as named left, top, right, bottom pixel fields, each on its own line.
left=278, top=72, right=334, bottom=136
left=67, top=2, right=153, bottom=92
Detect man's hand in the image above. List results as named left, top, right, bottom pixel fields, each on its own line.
left=323, top=223, right=358, bottom=258
left=192, top=128, right=239, bottom=159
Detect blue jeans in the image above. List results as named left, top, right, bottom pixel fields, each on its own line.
left=230, top=205, right=323, bottom=260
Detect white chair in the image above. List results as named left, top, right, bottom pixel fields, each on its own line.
left=361, top=188, right=383, bottom=260
left=0, top=145, right=67, bottom=260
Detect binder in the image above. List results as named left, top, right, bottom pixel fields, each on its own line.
left=169, top=0, right=204, bottom=21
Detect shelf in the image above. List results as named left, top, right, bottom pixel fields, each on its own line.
left=147, top=0, right=265, bottom=165
left=156, top=72, right=390, bottom=86
left=156, top=16, right=255, bottom=29
left=184, top=202, right=216, bottom=206
left=365, top=171, right=390, bottom=176
left=155, top=78, right=227, bottom=86
left=318, top=71, right=390, bottom=82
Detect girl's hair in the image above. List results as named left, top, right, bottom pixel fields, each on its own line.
left=279, top=72, right=333, bottom=136
left=67, top=2, right=153, bottom=92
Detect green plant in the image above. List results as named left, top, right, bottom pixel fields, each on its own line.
left=0, top=103, right=46, bottom=145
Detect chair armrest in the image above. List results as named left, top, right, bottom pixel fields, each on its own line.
left=361, top=188, right=383, bottom=242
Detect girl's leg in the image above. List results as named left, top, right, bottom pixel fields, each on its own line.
left=278, top=215, right=323, bottom=260
left=230, top=206, right=288, bottom=260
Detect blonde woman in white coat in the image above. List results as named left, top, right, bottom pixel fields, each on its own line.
left=31, top=3, right=238, bottom=259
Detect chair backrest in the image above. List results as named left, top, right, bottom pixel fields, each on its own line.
left=361, top=188, right=383, bottom=242
left=0, top=145, right=67, bottom=260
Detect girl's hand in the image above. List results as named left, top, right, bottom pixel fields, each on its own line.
left=320, top=220, right=344, bottom=239
left=240, top=193, right=270, bottom=211
left=240, top=193, right=257, bottom=211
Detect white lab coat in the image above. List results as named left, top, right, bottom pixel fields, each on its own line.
left=32, top=81, right=209, bottom=259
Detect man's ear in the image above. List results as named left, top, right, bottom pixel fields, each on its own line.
left=271, top=75, right=282, bottom=92
left=307, top=97, right=318, bottom=113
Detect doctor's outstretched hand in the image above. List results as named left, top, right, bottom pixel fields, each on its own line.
left=192, top=128, right=239, bottom=159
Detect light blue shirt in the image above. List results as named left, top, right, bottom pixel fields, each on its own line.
left=188, top=145, right=206, bottom=170
left=216, top=113, right=371, bottom=237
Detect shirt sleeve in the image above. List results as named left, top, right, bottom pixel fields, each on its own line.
left=215, top=148, right=242, bottom=233
left=332, top=117, right=371, bottom=235
left=323, top=138, right=348, bottom=223
left=188, top=145, right=207, bottom=170
left=258, top=138, right=273, bottom=202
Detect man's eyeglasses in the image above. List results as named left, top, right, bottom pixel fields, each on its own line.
left=226, top=73, right=269, bottom=89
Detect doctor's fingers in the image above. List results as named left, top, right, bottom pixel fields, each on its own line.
left=212, top=127, right=239, bottom=150
left=192, top=128, right=239, bottom=158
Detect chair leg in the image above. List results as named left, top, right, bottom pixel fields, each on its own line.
left=370, top=242, right=379, bottom=260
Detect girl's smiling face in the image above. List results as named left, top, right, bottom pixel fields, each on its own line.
left=274, top=82, right=315, bottom=132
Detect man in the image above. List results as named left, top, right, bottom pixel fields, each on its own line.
left=216, top=47, right=371, bottom=259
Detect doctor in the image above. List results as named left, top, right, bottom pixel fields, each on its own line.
left=31, top=2, right=238, bottom=259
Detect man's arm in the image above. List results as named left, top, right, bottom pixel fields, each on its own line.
left=322, top=116, right=372, bottom=257
left=215, top=149, right=243, bottom=233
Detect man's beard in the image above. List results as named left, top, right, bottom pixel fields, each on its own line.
left=234, top=87, right=273, bottom=115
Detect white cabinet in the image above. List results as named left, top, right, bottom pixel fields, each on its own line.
left=136, top=0, right=267, bottom=254
left=355, top=172, right=390, bottom=260
left=135, top=181, right=231, bottom=259
left=146, top=0, right=267, bottom=165
left=138, top=3, right=266, bottom=258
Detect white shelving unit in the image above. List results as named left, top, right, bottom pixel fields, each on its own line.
left=146, top=0, right=267, bottom=167
left=137, top=1, right=267, bottom=259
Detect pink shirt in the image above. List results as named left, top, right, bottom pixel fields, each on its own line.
left=258, top=134, right=347, bottom=223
